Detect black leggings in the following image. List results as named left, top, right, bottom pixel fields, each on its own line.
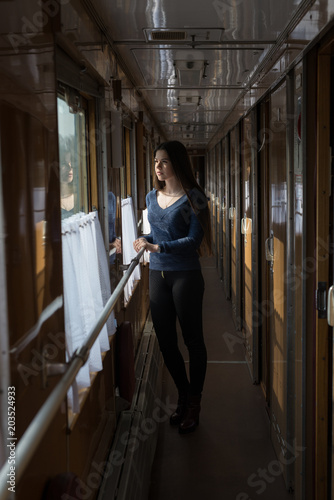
left=149, top=269, right=207, bottom=396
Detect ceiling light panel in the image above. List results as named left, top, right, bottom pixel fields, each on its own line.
left=174, top=50, right=205, bottom=86
left=130, top=47, right=267, bottom=88
left=144, top=28, right=224, bottom=43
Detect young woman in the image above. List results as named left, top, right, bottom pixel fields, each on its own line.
left=133, top=140, right=211, bottom=434
left=60, top=151, right=75, bottom=219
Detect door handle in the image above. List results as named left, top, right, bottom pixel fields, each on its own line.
left=328, top=285, right=334, bottom=326
left=241, top=215, right=252, bottom=246
left=229, top=206, right=235, bottom=219
left=241, top=216, right=252, bottom=235
left=265, top=231, right=274, bottom=262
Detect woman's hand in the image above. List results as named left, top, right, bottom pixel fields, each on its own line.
left=133, top=238, right=160, bottom=253
left=109, top=238, right=122, bottom=254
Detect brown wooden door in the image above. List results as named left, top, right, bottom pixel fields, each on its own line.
left=315, top=40, right=332, bottom=500
left=268, top=81, right=290, bottom=487
left=223, top=136, right=231, bottom=299
left=241, top=115, right=254, bottom=375
left=230, top=126, right=241, bottom=329
left=259, top=98, right=271, bottom=403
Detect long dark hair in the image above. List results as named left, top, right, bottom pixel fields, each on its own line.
left=154, top=140, right=212, bottom=256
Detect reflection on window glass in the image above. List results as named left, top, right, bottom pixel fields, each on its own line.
left=57, top=93, right=88, bottom=219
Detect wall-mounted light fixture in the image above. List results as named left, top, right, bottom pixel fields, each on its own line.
left=203, top=61, right=209, bottom=79
left=65, top=86, right=81, bottom=114
left=112, top=79, right=122, bottom=108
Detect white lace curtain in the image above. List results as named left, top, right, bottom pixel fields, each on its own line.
left=61, top=212, right=116, bottom=412
left=121, top=197, right=141, bottom=303
left=141, top=208, right=150, bottom=264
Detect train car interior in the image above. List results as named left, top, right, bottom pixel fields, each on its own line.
left=1, top=1, right=334, bottom=499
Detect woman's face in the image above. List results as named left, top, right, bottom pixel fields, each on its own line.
left=60, top=154, right=73, bottom=184
left=154, top=149, right=175, bottom=183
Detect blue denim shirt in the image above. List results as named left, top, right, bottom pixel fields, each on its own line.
left=144, top=188, right=204, bottom=271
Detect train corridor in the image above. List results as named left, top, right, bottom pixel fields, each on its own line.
left=148, top=256, right=292, bottom=500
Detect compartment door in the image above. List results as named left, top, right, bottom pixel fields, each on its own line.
left=329, top=141, right=334, bottom=500
left=330, top=203, right=334, bottom=499
left=241, top=116, right=254, bottom=377
left=259, top=98, right=271, bottom=403
left=216, top=142, right=223, bottom=278
left=230, top=126, right=241, bottom=329
left=317, top=46, right=333, bottom=500
left=330, top=57, right=334, bottom=500
left=268, top=82, right=290, bottom=487
left=223, top=136, right=231, bottom=299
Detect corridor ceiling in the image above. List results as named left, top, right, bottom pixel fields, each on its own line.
left=87, top=0, right=333, bottom=149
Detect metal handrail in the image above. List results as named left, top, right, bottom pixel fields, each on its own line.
left=0, top=248, right=145, bottom=500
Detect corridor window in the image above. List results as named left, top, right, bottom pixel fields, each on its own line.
left=57, top=91, right=89, bottom=219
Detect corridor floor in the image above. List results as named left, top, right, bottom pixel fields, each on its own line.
left=148, top=257, right=293, bottom=500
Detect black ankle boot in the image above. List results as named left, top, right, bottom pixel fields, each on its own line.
left=170, top=393, right=188, bottom=426
left=178, top=394, right=201, bottom=434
